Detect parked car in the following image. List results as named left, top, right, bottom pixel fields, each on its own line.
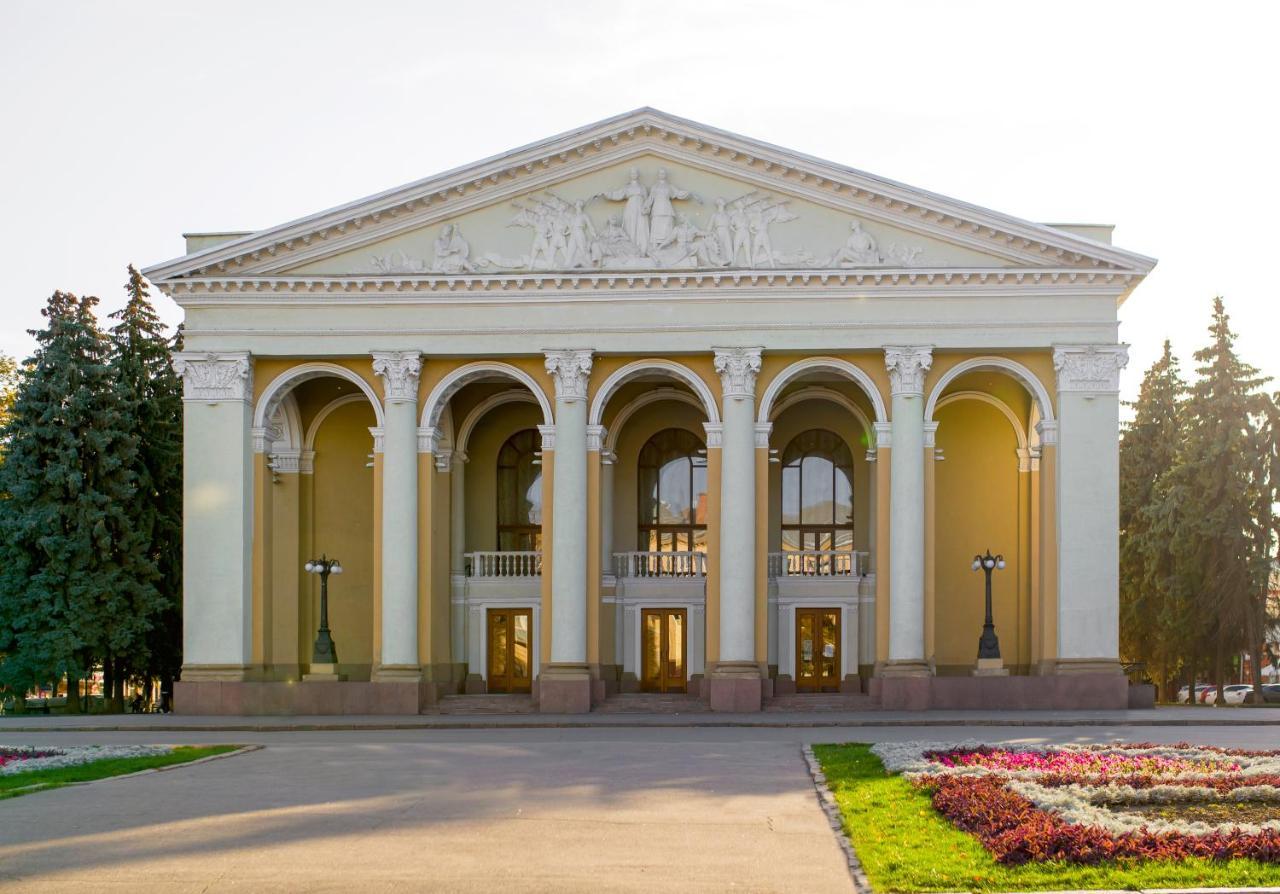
left=1220, top=684, right=1256, bottom=705
left=1262, top=684, right=1280, bottom=704
left=1176, top=685, right=1213, bottom=704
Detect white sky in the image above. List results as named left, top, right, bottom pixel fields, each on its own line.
left=2, top=0, right=1276, bottom=402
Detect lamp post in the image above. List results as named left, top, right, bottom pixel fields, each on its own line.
left=971, top=549, right=1005, bottom=661
left=305, top=555, right=343, bottom=666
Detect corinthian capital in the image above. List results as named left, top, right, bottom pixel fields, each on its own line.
left=884, top=346, right=933, bottom=397
left=544, top=349, right=593, bottom=402
left=713, top=347, right=763, bottom=400
left=371, top=351, right=422, bottom=403
left=1053, top=345, right=1129, bottom=394
left=172, top=352, right=253, bottom=403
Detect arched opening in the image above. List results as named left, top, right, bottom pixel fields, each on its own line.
left=497, top=428, right=544, bottom=552
left=780, top=429, right=855, bottom=555
left=253, top=367, right=381, bottom=681
left=637, top=428, right=708, bottom=555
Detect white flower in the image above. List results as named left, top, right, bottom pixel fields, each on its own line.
left=0, top=745, right=174, bottom=775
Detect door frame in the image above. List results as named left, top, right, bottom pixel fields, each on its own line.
left=793, top=607, right=842, bottom=692
left=640, top=607, right=689, bottom=693
left=775, top=595, right=859, bottom=688
left=486, top=607, right=534, bottom=693
left=468, top=592, right=541, bottom=688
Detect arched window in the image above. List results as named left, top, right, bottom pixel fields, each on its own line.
left=638, top=428, right=708, bottom=553
left=497, top=429, right=543, bottom=551
left=781, top=429, right=854, bottom=552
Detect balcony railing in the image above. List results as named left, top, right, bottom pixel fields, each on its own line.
left=466, top=551, right=542, bottom=578
left=768, top=550, right=868, bottom=578
left=614, top=551, right=707, bottom=578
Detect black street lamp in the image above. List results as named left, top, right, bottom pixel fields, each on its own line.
left=305, top=555, right=343, bottom=665
left=971, top=549, right=1005, bottom=661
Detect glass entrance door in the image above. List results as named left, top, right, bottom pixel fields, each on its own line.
left=795, top=608, right=841, bottom=692
left=641, top=608, right=687, bottom=693
left=487, top=608, right=533, bottom=693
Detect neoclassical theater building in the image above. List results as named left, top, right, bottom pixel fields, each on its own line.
left=144, top=109, right=1154, bottom=713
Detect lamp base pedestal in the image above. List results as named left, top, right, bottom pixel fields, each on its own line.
left=304, top=663, right=346, bottom=682
left=972, top=658, right=1009, bottom=677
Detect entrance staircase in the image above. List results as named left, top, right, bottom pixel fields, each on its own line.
left=430, top=694, right=537, bottom=715
left=764, top=693, right=879, bottom=712
left=594, top=692, right=711, bottom=714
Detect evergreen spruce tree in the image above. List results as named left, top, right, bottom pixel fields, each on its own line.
left=1159, top=298, right=1272, bottom=704
left=0, top=292, right=154, bottom=710
left=108, top=266, right=183, bottom=705
left=1119, top=341, right=1185, bottom=699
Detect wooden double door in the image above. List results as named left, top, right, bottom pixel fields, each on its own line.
left=487, top=608, right=532, bottom=693
left=795, top=608, right=841, bottom=692
left=641, top=608, right=687, bottom=693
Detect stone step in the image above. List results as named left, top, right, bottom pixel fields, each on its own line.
left=595, top=693, right=711, bottom=714
left=430, top=694, right=537, bottom=715
left=764, top=693, right=879, bottom=712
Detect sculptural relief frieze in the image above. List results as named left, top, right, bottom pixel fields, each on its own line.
left=366, top=167, right=925, bottom=275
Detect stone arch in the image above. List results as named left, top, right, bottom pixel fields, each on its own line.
left=456, top=390, right=539, bottom=457
left=588, top=359, right=720, bottom=429
left=254, top=362, right=384, bottom=431
left=756, top=357, right=887, bottom=426
left=602, top=387, right=705, bottom=453
left=420, top=361, right=553, bottom=433
left=304, top=393, right=370, bottom=453
left=924, top=356, right=1054, bottom=425
left=934, top=390, right=1028, bottom=453
left=768, top=385, right=873, bottom=442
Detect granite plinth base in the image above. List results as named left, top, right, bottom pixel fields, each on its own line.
left=174, top=680, right=433, bottom=715
left=869, top=672, right=1128, bottom=711
left=538, top=666, right=592, bottom=714
left=707, top=663, right=768, bottom=712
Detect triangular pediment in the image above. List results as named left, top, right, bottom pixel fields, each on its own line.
left=144, top=108, right=1155, bottom=282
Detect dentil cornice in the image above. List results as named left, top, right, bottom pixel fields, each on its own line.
left=544, top=349, right=594, bottom=402
left=172, top=352, right=253, bottom=403
left=884, top=346, right=933, bottom=396
left=371, top=351, right=422, bottom=403
left=714, top=347, right=763, bottom=400
left=1053, top=344, right=1129, bottom=393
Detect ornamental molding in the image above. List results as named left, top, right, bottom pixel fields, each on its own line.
left=434, top=448, right=453, bottom=472
left=1053, top=344, right=1129, bottom=394
left=873, top=421, right=893, bottom=449
left=703, top=422, right=723, bottom=449
left=156, top=267, right=1146, bottom=304
left=543, top=349, right=594, bottom=402
left=754, top=422, right=773, bottom=449
left=417, top=426, right=443, bottom=455
left=884, top=346, right=933, bottom=396
left=537, top=424, right=556, bottom=451
left=142, top=109, right=1155, bottom=285
left=713, top=347, right=763, bottom=400
left=923, top=421, right=939, bottom=450
left=371, top=351, right=422, bottom=403
left=369, top=426, right=384, bottom=454
left=172, top=351, right=252, bottom=403
left=269, top=450, right=313, bottom=475
left=586, top=424, right=607, bottom=452
left=1036, top=419, right=1060, bottom=446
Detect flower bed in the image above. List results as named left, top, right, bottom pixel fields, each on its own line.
left=871, top=741, right=1280, bottom=866
left=0, top=745, right=173, bottom=776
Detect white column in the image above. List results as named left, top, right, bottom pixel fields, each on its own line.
left=713, top=347, right=763, bottom=664
left=544, top=349, right=593, bottom=666
left=372, top=351, right=422, bottom=677
left=884, top=346, right=932, bottom=672
left=173, top=353, right=254, bottom=678
left=449, top=451, right=468, bottom=666
left=1053, top=345, right=1128, bottom=673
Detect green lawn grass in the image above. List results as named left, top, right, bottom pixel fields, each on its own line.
left=812, top=743, right=1280, bottom=893
left=0, top=746, right=240, bottom=800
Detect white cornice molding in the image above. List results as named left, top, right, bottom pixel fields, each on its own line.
left=142, top=109, right=1155, bottom=284
left=873, top=421, right=893, bottom=449
left=156, top=268, right=1143, bottom=306
left=702, top=422, right=723, bottom=449
left=884, top=346, right=933, bottom=397
left=753, top=422, right=773, bottom=449
left=544, top=349, right=594, bottom=402
left=172, top=351, right=252, bottom=403
left=1053, top=344, right=1129, bottom=394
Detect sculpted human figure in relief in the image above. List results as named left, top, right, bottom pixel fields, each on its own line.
left=430, top=224, right=475, bottom=273
left=644, top=167, right=700, bottom=250
left=598, top=167, right=650, bottom=253
left=829, top=220, right=882, bottom=266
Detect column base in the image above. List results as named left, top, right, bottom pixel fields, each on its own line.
left=371, top=664, right=422, bottom=683
left=878, top=659, right=932, bottom=678
left=538, top=664, right=592, bottom=714
left=707, top=661, right=764, bottom=713
left=179, top=664, right=248, bottom=682
left=1054, top=658, right=1123, bottom=676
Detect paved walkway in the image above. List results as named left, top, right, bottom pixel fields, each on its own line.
left=2, top=718, right=1279, bottom=892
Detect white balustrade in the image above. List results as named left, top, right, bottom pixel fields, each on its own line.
left=466, top=551, right=542, bottom=578
left=614, top=551, right=708, bottom=578
left=767, top=550, right=867, bottom=578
